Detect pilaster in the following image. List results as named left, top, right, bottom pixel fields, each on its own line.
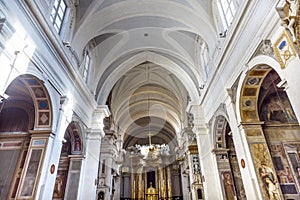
left=225, top=95, right=261, bottom=200
left=189, top=105, right=222, bottom=200
left=36, top=96, right=72, bottom=200
left=79, top=105, right=110, bottom=200
left=237, top=122, right=281, bottom=200
left=97, top=130, right=118, bottom=200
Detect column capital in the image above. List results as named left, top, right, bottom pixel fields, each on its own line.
left=95, top=105, right=111, bottom=116
left=88, top=105, right=111, bottom=139
left=60, top=95, right=69, bottom=107
left=187, top=105, right=208, bottom=135
left=186, top=104, right=202, bottom=117
left=91, top=105, right=110, bottom=130
left=238, top=121, right=264, bottom=129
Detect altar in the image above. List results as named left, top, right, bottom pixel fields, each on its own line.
left=145, top=182, right=158, bottom=200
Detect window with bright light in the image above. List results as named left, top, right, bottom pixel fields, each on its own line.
left=50, top=0, right=67, bottom=34
left=217, top=0, right=236, bottom=30
left=83, top=52, right=90, bottom=82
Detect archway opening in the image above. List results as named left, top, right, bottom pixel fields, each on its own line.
left=213, top=116, right=246, bottom=199
left=0, top=74, right=52, bottom=199
left=52, top=122, right=83, bottom=200
left=239, top=65, right=300, bottom=199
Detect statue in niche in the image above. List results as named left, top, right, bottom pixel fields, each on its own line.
left=286, top=0, right=299, bottom=42
left=278, top=0, right=299, bottom=42
left=193, top=173, right=201, bottom=184
left=160, top=144, right=170, bottom=155
left=73, top=135, right=81, bottom=153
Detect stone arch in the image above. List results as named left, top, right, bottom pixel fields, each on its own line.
left=3, top=74, right=53, bottom=129
left=236, top=55, right=282, bottom=123
left=213, top=115, right=228, bottom=149
left=52, top=121, right=84, bottom=199
left=0, top=74, right=53, bottom=199
left=239, top=65, right=274, bottom=123
left=212, top=114, right=246, bottom=199
left=66, top=121, right=84, bottom=155
left=237, top=61, right=300, bottom=199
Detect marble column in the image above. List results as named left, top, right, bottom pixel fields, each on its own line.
left=113, top=175, right=121, bottom=200
left=159, top=167, right=167, bottom=199
left=123, top=174, right=131, bottom=198
left=171, top=165, right=182, bottom=197
left=131, top=172, right=136, bottom=199
left=166, top=166, right=172, bottom=198
left=78, top=105, right=110, bottom=200
left=180, top=168, right=190, bottom=200
left=98, top=150, right=114, bottom=200
left=137, top=168, right=144, bottom=199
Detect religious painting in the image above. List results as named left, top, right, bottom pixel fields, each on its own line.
left=73, top=135, right=82, bottom=154
left=259, top=161, right=281, bottom=200
left=268, top=142, right=300, bottom=197
left=259, top=93, right=297, bottom=124
left=222, top=172, right=235, bottom=200
left=20, top=149, right=42, bottom=197
left=250, top=143, right=281, bottom=199
left=53, top=170, right=68, bottom=199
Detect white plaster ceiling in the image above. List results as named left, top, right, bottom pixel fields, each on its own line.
left=72, top=0, right=218, bottom=145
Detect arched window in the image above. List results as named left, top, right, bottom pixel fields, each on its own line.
left=50, top=0, right=67, bottom=34
left=83, top=51, right=90, bottom=82
left=217, top=0, right=236, bottom=30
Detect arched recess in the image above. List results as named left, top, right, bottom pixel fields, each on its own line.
left=52, top=121, right=84, bottom=200
left=212, top=115, right=246, bottom=200
left=239, top=64, right=300, bottom=199
left=0, top=74, right=52, bottom=199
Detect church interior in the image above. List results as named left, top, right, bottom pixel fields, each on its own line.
left=1, top=0, right=300, bottom=199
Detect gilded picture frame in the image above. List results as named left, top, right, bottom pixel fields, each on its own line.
left=273, top=29, right=297, bottom=69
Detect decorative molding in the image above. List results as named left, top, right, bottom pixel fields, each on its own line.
left=251, top=40, right=275, bottom=59
left=273, top=29, right=297, bottom=69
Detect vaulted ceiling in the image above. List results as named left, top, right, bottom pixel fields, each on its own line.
left=71, top=0, right=219, bottom=147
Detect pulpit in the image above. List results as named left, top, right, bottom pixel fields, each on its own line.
left=145, top=182, right=158, bottom=200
